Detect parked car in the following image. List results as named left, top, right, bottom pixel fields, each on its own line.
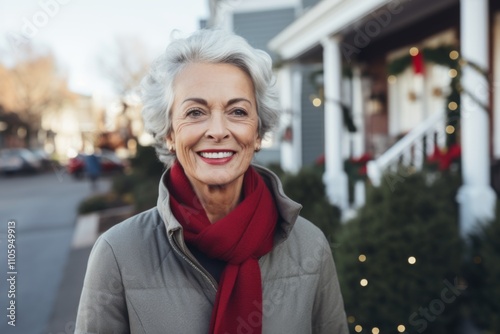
left=67, top=151, right=126, bottom=179
left=30, top=148, right=58, bottom=170
left=0, top=148, right=42, bottom=175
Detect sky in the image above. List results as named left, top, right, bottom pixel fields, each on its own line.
left=0, top=0, right=209, bottom=96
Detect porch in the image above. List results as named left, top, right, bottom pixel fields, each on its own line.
left=269, top=0, right=500, bottom=234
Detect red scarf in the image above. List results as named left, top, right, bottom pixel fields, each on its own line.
left=167, top=162, right=278, bottom=334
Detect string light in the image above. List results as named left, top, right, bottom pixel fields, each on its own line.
left=360, top=278, right=368, bottom=287
left=449, top=50, right=459, bottom=60
left=355, top=325, right=363, bottom=333
left=409, top=47, right=419, bottom=56
left=348, top=316, right=356, bottom=324
left=408, top=256, right=416, bottom=265
left=359, top=254, right=367, bottom=262
left=388, top=75, right=397, bottom=84
left=448, top=102, right=458, bottom=111
left=372, top=327, right=380, bottom=334
left=312, top=98, right=322, bottom=107
left=446, top=125, right=455, bottom=134
left=398, top=324, right=406, bottom=332
left=448, top=69, right=458, bottom=78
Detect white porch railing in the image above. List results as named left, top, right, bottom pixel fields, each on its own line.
left=367, top=109, right=447, bottom=187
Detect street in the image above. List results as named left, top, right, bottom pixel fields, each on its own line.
left=0, top=170, right=110, bottom=334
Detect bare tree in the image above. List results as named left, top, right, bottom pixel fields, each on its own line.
left=0, top=64, right=18, bottom=110
left=97, top=35, right=151, bottom=96
left=96, top=36, right=152, bottom=148
left=0, top=44, right=72, bottom=146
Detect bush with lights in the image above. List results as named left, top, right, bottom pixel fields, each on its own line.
left=463, top=202, right=500, bottom=333
left=335, top=169, right=464, bottom=334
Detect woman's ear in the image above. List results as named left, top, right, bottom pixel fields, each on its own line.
left=166, top=132, right=175, bottom=153
left=255, top=136, right=262, bottom=152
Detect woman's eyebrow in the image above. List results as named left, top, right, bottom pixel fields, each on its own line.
left=227, top=98, right=252, bottom=106
left=182, top=97, right=253, bottom=106
left=182, top=97, right=208, bottom=105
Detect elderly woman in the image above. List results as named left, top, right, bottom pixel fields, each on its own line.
left=75, top=29, right=348, bottom=334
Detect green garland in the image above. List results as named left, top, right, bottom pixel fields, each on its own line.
left=387, top=46, right=460, bottom=76
left=387, top=45, right=489, bottom=147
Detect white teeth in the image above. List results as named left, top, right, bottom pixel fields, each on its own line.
left=200, top=152, right=234, bottom=159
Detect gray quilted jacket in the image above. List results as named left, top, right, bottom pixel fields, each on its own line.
left=75, top=165, right=349, bottom=334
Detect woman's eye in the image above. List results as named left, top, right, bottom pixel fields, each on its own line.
left=231, top=108, right=248, bottom=116
left=187, top=109, right=204, bottom=117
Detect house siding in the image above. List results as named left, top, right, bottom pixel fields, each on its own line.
left=301, top=0, right=321, bottom=12
left=301, top=65, right=325, bottom=165
left=233, top=8, right=296, bottom=61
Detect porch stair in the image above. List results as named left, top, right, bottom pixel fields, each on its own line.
left=367, top=109, right=447, bottom=187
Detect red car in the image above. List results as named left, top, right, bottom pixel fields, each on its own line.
left=67, top=151, right=126, bottom=179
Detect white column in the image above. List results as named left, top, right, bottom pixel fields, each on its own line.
left=322, top=36, right=349, bottom=213
left=457, top=0, right=496, bottom=237
left=279, top=65, right=302, bottom=173
left=352, top=66, right=366, bottom=209
left=493, top=13, right=500, bottom=159
left=352, top=66, right=365, bottom=158
left=291, top=70, right=303, bottom=172
left=278, top=65, right=294, bottom=172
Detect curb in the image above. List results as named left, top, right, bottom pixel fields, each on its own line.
left=71, top=205, right=135, bottom=249
left=71, top=213, right=99, bottom=249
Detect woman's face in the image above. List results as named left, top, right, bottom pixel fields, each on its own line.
left=168, top=62, right=261, bottom=189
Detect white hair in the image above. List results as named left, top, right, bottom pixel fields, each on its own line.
left=140, top=29, right=281, bottom=166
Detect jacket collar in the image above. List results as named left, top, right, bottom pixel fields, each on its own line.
left=156, top=164, right=303, bottom=245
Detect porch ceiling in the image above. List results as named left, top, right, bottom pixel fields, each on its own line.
left=269, top=0, right=459, bottom=61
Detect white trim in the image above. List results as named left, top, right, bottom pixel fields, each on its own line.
left=230, top=0, right=298, bottom=13
left=269, top=0, right=397, bottom=59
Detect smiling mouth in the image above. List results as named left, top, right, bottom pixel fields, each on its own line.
left=198, top=151, right=235, bottom=159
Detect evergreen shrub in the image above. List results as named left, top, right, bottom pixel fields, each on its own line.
left=335, top=170, right=464, bottom=334
left=111, top=144, right=166, bottom=213
left=465, top=202, right=500, bottom=333
left=78, top=193, right=128, bottom=214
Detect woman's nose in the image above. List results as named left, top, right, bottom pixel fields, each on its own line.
left=205, top=113, right=230, bottom=142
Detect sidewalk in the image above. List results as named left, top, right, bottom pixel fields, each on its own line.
left=44, top=214, right=100, bottom=334
left=45, top=205, right=135, bottom=333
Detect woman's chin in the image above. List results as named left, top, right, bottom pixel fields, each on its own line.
left=194, top=170, right=243, bottom=189
left=201, top=176, right=235, bottom=188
